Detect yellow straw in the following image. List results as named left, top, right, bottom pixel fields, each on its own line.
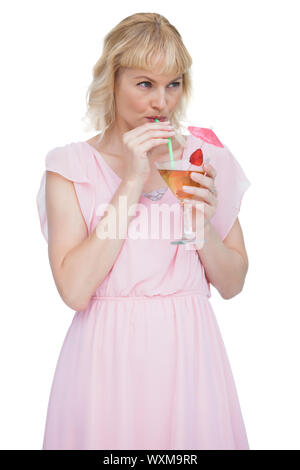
left=154, top=118, right=175, bottom=169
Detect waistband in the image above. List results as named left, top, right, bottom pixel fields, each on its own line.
left=90, top=289, right=210, bottom=301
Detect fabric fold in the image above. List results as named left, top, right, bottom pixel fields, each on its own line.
left=206, top=141, right=251, bottom=241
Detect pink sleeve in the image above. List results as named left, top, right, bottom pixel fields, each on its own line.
left=36, top=144, right=95, bottom=243
left=209, top=143, right=251, bottom=241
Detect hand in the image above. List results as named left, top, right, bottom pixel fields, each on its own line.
left=182, top=162, right=218, bottom=234
left=122, top=121, right=175, bottom=185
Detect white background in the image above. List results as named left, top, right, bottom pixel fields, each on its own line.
left=1, top=0, right=299, bottom=450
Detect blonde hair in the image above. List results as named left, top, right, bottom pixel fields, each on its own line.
left=82, top=12, right=193, bottom=147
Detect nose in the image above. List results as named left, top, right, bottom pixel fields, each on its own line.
left=151, top=87, right=167, bottom=110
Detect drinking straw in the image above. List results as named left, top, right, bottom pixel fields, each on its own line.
left=154, top=118, right=175, bottom=169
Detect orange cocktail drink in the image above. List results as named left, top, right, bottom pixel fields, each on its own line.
left=158, top=168, right=204, bottom=204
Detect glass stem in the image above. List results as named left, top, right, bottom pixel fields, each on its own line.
left=183, top=201, right=194, bottom=239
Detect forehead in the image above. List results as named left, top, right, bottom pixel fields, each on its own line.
left=122, top=67, right=181, bottom=80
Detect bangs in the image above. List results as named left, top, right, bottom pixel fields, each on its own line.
left=119, top=34, right=189, bottom=76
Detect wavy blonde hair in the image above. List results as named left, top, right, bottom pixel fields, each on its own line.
left=82, top=12, right=193, bottom=147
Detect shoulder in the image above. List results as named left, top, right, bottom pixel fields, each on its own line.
left=45, top=142, right=90, bottom=184
left=46, top=141, right=81, bottom=160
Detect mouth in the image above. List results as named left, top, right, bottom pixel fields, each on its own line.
left=146, top=116, right=167, bottom=122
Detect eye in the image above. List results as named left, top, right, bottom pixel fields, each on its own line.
left=137, top=81, right=181, bottom=89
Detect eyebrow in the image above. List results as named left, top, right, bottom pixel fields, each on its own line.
left=133, top=75, right=183, bottom=83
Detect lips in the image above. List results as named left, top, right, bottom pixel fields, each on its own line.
left=146, top=116, right=167, bottom=122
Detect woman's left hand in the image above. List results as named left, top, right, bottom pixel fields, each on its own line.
left=182, top=162, right=218, bottom=233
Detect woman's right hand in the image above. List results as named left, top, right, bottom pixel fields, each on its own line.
left=122, top=121, right=175, bottom=184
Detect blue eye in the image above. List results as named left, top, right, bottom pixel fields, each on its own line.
left=137, top=81, right=181, bottom=88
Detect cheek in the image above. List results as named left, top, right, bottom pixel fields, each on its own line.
left=174, top=89, right=183, bottom=104
left=124, top=88, right=146, bottom=112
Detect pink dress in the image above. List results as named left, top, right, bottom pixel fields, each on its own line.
left=36, top=133, right=251, bottom=450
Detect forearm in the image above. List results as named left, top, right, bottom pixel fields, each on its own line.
left=196, top=221, right=248, bottom=299
left=61, top=178, right=144, bottom=311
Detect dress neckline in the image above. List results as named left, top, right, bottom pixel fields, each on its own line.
left=83, top=135, right=190, bottom=188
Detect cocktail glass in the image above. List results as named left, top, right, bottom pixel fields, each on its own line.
left=154, top=159, right=206, bottom=245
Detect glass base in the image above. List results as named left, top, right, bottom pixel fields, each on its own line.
left=171, top=235, right=196, bottom=245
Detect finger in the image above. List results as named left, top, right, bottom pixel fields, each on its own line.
left=203, top=162, right=217, bottom=179
left=135, top=126, right=175, bottom=147
left=189, top=172, right=216, bottom=192
left=144, top=121, right=173, bottom=135
left=123, top=121, right=172, bottom=142
left=140, top=138, right=172, bottom=153
left=182, top=187, right=217, bottom=205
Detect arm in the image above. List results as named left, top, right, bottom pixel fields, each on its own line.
left=46, top=171, right=144, bottom=311
left=196, top=217, right=249, bottom=299
left=62, top=179, right=146, bottom=310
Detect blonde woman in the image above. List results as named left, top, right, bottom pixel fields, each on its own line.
left=37, top=12, right=251, bottom=450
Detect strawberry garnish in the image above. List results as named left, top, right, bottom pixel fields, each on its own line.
left=189, top=148, right=203, bottom=166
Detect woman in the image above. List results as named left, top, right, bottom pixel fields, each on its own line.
left=36, top=12, right=251, bottom=450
